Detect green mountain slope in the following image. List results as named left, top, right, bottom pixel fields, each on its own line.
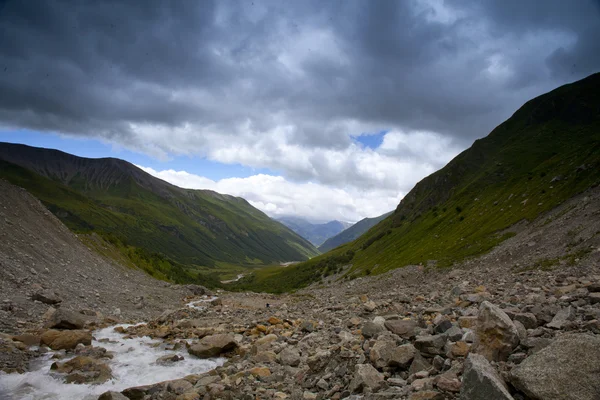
left=278, top=217, right=352, bottom=246
left=0, top=144, right=319, bottom=275
left=236, top=72, right=600, bottom=292
left=318, top=211, right=392, bottom=253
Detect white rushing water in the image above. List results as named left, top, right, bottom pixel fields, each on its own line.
left=185, top=295, right=219, bottom=310
left=0, top=324, right=225, bottom=400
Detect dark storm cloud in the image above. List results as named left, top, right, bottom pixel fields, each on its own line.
left=0, top=0, right=599, bottom=176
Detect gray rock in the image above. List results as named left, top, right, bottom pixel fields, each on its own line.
left=300, top=321, right=315, bottom=332
left=588, top=292, right=600, bottom=304
left=45, top=309, right=86, bottom=330
left=184, top=284, right=210, bottom=296
left=32, top=289, right=62, bottom=305
left=474, top=301, right=519, bottom=361
left=434, top=319, right=453, bottom=334
left=588, top=283, right=600, bottom=292
left=369, top=338, right=396, bottom=369
left=155, top=354, right=184, bottom=365
left=390, top=343, right=416, bottom=368
left=362, top=321, right=384, bottom=338
left=188, top=334, right=237, bottom=358
left=98, top=391, right=129, bottom=400
left=460, top=353, right=514, bottom=400
left=349, top=363, right=384, bottom=393
left=414, top=334, right=447, bottom=356
left=408, top=352, right=431, bottom=376
left=279, top=347, right=300, bottom=367
left=384, top=319, right=417, bottom=339
left=547, top=306, right=575, bottom=329
left=446, top=326, right=463, bottom=342
left=512, top=313, right=538, bottom=329
left=510, top=334, right=600, bottom=400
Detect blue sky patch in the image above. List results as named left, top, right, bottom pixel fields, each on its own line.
left=0, top=130, right=274, bottom=181
left=353, top=130, right=387, bottom=150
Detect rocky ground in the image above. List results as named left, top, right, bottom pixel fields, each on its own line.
left=1, top=183, right=600, bottom=399
left=0, top=179, right=200, bottom=335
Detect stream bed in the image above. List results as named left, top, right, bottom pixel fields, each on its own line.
left=0, top=323, right=225, bottom=400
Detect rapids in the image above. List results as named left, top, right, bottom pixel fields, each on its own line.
left=0, top=323, right=225, bottom=400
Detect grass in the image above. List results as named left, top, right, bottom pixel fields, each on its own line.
left=0, top=146, right=319, bottom=286
left=234, top=72, right=600, bottom=292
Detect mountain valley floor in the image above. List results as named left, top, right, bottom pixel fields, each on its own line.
left=1, top=181, right=600, bottom=399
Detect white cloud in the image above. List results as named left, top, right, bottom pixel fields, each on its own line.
left=137, top=166, right=399, bottom=222
left=136, top=129, right=462, bottom=222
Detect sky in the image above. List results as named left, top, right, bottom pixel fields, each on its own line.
left=1, top=1, right=599, bottom=223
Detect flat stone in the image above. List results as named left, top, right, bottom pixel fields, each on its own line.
left=384, top=319, right=417, bottom=339
left=414, top=334, right=447, bottom=356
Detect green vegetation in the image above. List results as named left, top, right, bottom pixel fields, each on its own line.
left=234, top=72, right=600, bottom=292
left=0, top=145, right=319, bottom=285
left=80, top=232, right=223, bottom=287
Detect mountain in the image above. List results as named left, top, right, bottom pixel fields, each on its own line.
left=236, top=72, right=600, bottom=292
left=318, top=211, right=393, bottom=253
left=278, top=217, right=353, bottom=246
left=0, top=143, right=319, bottom=280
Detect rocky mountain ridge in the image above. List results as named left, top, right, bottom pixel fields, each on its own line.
left=318, top=211, right=393, bottom=253
left=278, top=217, right=353, bottom=247
left=0, top=143, right=319, bottom=278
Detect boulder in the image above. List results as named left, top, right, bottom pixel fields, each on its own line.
left=362, top=321, right=384, bottom=338
left=384, top=319, right=417, bottom=338
left=155, top=354, right=184, bottom=365
left=45, top=309, right=86, bottom=330
left=546, top=306, right=575, bottom=329
left=408, top=352, right=431, bottom=376
left=474, top=301, right=519, bottom=361
left=98, top=391, right=129, bottom=400
left=50, top=356, right=112, bottom=384
left=460, top=353, right=514, bottom=400
left=279, top=347, right=300, bottom=367
left=409, top=391, right=444, bottom=400
left=12, top=334, right=41, bottom=346
left=32, top=289, right=62, bottom=305
left=509, top=334, right=600, bottom=400
left=184, top=284, right=210, bottom=296
left=188, top=334, right=237, bottom=358
left=369, top=338, right=396, bottom=369
left=390, top=343, right=416, bottom=368
left=589, top=292, right=600, bottom=304
left=349, top=363, right=384, bottom=393
left=41, top=329, right=92, bottom=350
left=512, top=313, right=538, bottom=329
left=414, top=334, right=447, bottom=356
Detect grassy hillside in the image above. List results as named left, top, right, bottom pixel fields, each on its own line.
left=233, top=72, right=600, bottom=292
left=318, top=211, right=392, bottom=253
left=0, top=145, right=319, bottom=284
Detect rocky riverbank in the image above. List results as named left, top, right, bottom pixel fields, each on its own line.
left=4, top=258, right=598, bottom=399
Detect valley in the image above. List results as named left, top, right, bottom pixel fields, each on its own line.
left=1, top=74, right=600, bottom=400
